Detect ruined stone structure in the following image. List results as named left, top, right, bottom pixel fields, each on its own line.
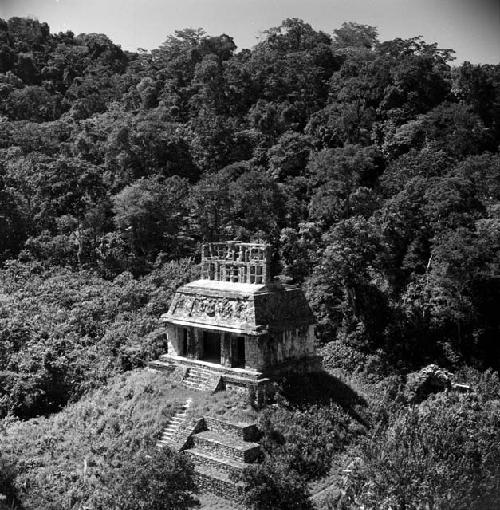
left=150, top=241, right=322, bottom=401
left=148, top=242, right=322, bottom=500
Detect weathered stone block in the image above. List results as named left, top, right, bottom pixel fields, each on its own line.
left=204, top=416, right=260, bottom=442
left=194, top=468, right=245, bottom=501
left=193, top=431, right=261, bottom=463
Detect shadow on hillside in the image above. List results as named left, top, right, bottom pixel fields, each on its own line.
left=276, top=371, right=369, bottom=426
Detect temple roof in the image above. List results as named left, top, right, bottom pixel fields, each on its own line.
left=183, top=279, right=268, bottom=294
left=161, top=279, right=315, bottom=335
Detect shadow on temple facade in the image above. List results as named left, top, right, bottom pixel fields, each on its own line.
left=149, top=241, right=323, bottom=404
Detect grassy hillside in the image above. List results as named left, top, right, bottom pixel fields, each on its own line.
left=0, top=367, right=368, bottom=509
left=0, top=370, right=194, bottom=509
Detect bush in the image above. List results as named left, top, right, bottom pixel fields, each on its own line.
left=257, top=402, right=353, bottom=481
left=0, top=454, right=18, bottom=507
left=242, top=459, right=313, bottom=510
left=96, top=448, right=198, bottom=510
left=337, top=393, right=500, bottom=509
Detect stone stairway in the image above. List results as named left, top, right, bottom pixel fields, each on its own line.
left=181, top=366, right=221, bottom=393
left=185, top=417, right=261, bottom=501
left=157, top=398, right=192, bottom=449
left=147, top=358, right=175, bottom=374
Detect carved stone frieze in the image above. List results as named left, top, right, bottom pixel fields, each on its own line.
left=168, top=291, right=254, bottom=327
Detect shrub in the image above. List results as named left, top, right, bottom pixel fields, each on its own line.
left=0, top=454, right=18, bottom=508
left=95, top=448, right=197, bottom=510
left=337, top=393, right=500, bottom=509
left=242, top=459, right=313, bottom=510
left=258, top=402, right=353, bottom=481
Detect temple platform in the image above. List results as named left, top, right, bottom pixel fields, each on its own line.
left=149, top=352, right=323, bottom=405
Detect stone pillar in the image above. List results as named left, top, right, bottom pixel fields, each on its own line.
left=221, top=332, right=231, bottom=367
left=194, top=329, right=203, bottom=359
left=166, top=325, right=180, bottom=356
left=245, top=336, right=264, bottom=371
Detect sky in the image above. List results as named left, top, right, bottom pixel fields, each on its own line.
left=0, top=0, right=499, bottom=64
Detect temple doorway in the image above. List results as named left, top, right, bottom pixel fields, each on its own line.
left=202, top=331, right=221, bottom=363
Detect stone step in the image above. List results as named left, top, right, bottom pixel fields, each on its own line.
left=189, top=372, right=214, bottom=379
left=193, top=431, right=261, bottom=463
left=181, top=368, right=222, bottom=393
left=170, top=415, right=187, bottom=425
left=183, top=379, right=207, bottom=386
left=187, top=365, right=214, bottom=373
left=157, top=439, right=174, bottom=447
left=205, top=417, right=260, bottom=442
left=194, top=465, right=245, bottom=501
left=166, top=419, right=184, bottom=425
left=186, top=448, right=248, bottom=478
left=182, top=382, right=209, bottom=392
left=185, top=374, right=207, bottom=380
left=162, top=428, right=178, bottom=435
left=160, top=431, right=176, bottom=438
left=185, top=376, right=210, bottom=383
left=183, top=386, right=203, bottom=391
left=184, top=377, right=210, bottom=384
left=162, top=430, right=176, bottom=436
left=183, top=381, right=205, bottom=388
left=171, top=415, right=187, bottom=421
left=147, top=360, right=175, bottom=373
left=186, top=371, right=210, bottom=377
left=156, top=398, right=193, bottom=449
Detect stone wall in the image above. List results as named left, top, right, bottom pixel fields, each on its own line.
left=254, top=287, right=314, bottom=328
left=194, top=471, right=245, bottom=501
left=201, top=241, right=271, bottom=285
left=245, top=336, right=264, bottom=370
left=166, top=324, right=182, bottom=356
left=194, top=433, right=261, bottom=463
left=187, top=450, right=242, bottom=478
left=176, top=417, right=206, bottom=450
left=258, top=325, right=316, bottom=370
left=204, top=416, right=260, bottom=442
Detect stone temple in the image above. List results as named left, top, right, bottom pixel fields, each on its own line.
left=150, top=241, right=322, bottom=402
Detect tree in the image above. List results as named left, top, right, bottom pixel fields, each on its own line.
left=228, top=169, right=283, bottom=240
left=382, top=102, right=494, bottom=159
left=332, top=22, right=378, bottom=52
left=308, top=144, right=381, bottom=224
left=2, top=85, right=62, bottom=121
left=188, top=163, right=241, bottom=242
left=112, top=176, right=190, bottom=262
left=305, top=216, right=387, bottom=345
left=0, top=173, right=26, bottom=262
left=379, top=147, right=454, bottom=196
left=453, top=62, right=500, bottom=142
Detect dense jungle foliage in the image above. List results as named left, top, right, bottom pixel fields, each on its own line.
left=0, top=15, right=499, bottom=509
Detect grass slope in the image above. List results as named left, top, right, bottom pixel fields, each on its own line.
left=0, top=370, right=196, bottom=509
